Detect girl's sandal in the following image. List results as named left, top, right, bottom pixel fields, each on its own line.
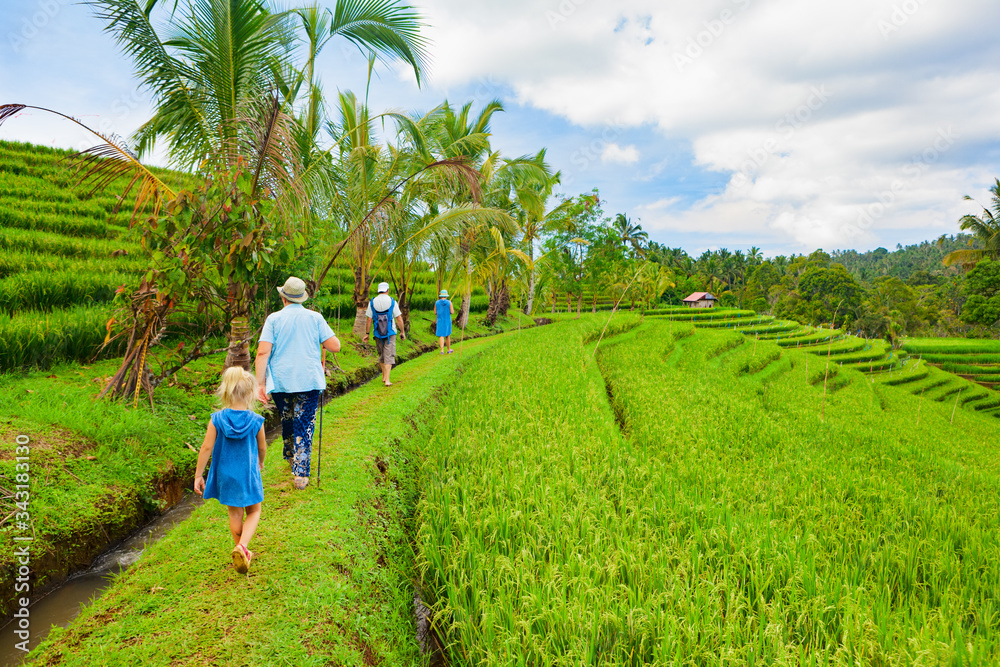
left=293, top=476, right=309, bottom=490
left=232, top=544, right=253, bottom=574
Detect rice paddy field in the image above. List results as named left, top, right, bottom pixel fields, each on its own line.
left=1, top=305, right=998, bottom=663
left=409, top=316, right=1000, bottom=664
left=903, top=337, right=1000, bottom=390
left=645, top=309, right=1000, bottom=421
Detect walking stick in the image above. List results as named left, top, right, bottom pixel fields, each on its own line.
left=317, top=386, right=324, bottom=489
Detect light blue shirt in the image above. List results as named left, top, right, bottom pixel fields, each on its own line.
left=259, top=304, right=335, bottom=394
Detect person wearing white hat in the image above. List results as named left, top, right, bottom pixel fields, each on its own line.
left=254, top=276, right=340, bottom=489
left=435, top=289, right=454, bottom=355
left=363, top=281, right=406, bottom=386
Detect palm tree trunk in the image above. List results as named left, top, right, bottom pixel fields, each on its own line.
left=353, top=307, right=368, bottom=337
left=398, top=287, right=410, bottom=334
left=525, top=269, right=535, bottom=316
left=497, top=282, right=510, bottom=318
left=524, top=246, right=535, bottom=316
left=484, top=295, right=500, bottom=328
left=352, top=266, right=370, bottom=337
left=224, top=281, right=254, bottom=370
left=576, top=289, right=582, bottom=319
left=224, top=315, right=253, bottom=371
left=456, top=291, right=470, bottom=329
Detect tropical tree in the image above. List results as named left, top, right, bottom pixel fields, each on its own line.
left=0, top=0, right=432, bottom=401
left=612, top=213, right=649, bottom=258
left=89, top=0, right=429, bottom=168
left=943, top=179, right=1000, bottom=270
left=313, top=93, right=498, bottom=336
left=510, top=151, right=565, bottom=316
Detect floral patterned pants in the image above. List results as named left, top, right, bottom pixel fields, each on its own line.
left=271, top=390, right=321, bottom=478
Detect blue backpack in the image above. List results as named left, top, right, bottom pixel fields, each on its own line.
left=371, top=297, right=396, bottom=339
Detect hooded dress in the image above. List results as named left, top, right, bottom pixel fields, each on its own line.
left=435, top=298, right=453, bottom=337
left=203, top=408, right=266, bottom=507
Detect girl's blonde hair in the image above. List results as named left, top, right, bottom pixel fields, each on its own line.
left=216, top=367, right=258, bottom=410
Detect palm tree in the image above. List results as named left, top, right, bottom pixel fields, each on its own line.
left=612, top=213, right=648, bottom=257
left=509, top=152, right=564, bottom=316
left=314, top=92, right=497, bottom=335
left=89, top=0, right=429, bottom=169
left=943, top=179, right=1000, bottom=270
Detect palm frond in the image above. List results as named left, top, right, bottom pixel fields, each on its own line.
left=0, top=104, right=175, bottom=221
left=329, top=0, right=430, bottom=85
left=226, top=91, right=306, bottom=220
left=942, top=248, right=983, bottom=269
left=87, top=0, right=213, bottom=164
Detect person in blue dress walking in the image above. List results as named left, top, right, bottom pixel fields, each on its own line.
left=435, top=290, right=454, bottom=354
left=194, top=367, right=266, bottom=574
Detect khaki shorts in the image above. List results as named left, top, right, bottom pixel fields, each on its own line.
left=375, top=336, right=396, bottom=365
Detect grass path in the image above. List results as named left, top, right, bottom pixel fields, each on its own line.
left=27, top=334, right=504, bottom=666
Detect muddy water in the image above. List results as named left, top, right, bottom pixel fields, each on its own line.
left=0, top=492, right=203, bottom=666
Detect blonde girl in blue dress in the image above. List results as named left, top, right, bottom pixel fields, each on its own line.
left=194, top=367, right=267, bottom=574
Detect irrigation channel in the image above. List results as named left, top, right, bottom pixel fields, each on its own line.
left=0, top=493, right=203, bottom=665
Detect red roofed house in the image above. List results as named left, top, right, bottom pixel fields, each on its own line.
left=682, top=292, right=717, bottom=309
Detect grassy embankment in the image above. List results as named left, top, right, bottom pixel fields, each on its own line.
left=0, top=140, right=195, bottom=372
left=0, top=307, right=534, bottom=620
left=408, top=317, right=1000, bottom=663
left=23, top=326, right=524, bottom=665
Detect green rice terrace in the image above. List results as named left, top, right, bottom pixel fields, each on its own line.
left=0, top=140, right=492, bottom=374
left=647, top=306, right=1000, bottom=421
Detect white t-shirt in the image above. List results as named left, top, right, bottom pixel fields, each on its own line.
left=366, top=293, right=402, bottom=318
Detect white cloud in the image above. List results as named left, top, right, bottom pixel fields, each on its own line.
left=414, top=0, right=1000, bottom=251
left=601, top=142, right=639, bottom=165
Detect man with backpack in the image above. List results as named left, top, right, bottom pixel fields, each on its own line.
left=363, top=282, right=406, bottom=386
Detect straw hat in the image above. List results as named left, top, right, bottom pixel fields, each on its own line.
left=277, top=276, right=308, bottom=303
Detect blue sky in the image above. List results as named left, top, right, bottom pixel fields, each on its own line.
left=2, top=0, right=1000, bottom=258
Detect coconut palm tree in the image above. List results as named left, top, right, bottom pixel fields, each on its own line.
left=314, top=93, right=516, bottom=335
left=507, top=152, right=564, bottom=315
left=943, top=179, right=1000, bottom=270
left=89, top=0, right=429, bottom=168
left=612, top=213, right=648, bottom=257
